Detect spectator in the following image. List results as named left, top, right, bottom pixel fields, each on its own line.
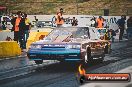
left=35, top=19, right=38, bottom=28
left=103, top=19, right=108, bottom=28
left=11, top=11, right=27, bottom=51
left=127, top=16, right=132, bottom=39
left=71, top=17, right=78, bottom=26
left=55, top=8, right=64, bottom=27
left=11, top=15, right=17, bottom=32
left=24, top=13, right=31, bottom=42
left=19, top=13, right=26, bottom=50
left=13, top=11, right=22, bottom=43
left=0, top=15, right=2, bottom=29
left=90, top=17, right=97, bottom=27
left=0, top=15, right=1, bottom=23
left=117, top=15, right=126, bottom=41
left=2, top=17, right=7, bottom=30
left=96, top=16, right=104, bottom=28
left=65, top=17, right=70, bottom=24
left=34, top=16, right=37, bottom=21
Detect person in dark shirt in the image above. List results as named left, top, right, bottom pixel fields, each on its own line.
left=2, top=17, right=7, bottom=30
left=19, top=14, right=26, bottom=50
left=0, top=16, right=2, bottom=29
left=11, top=15, right=17, bottom=31
left=71, top=17, right=78, bottom=26
left=0, top=16, right=1, bottom=23
left=127, top=16, right=132, bottom=39
left=117, top=15, right=126, bottom=41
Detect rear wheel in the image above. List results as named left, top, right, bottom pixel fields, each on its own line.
left=35, top=60, right=43, bottom=64
left=104, top=44, right=109, bottom=54
left=105, top=44, right=112, bottom=54
left=86, top=47, right=93, bottom=63
left=109, top=44, right=112, bottom=54
left=97, top=54, right=104, bottom=63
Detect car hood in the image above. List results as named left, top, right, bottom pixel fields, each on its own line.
left=32, top=38, right=100, bottom=45
left=32, top=40, right=81, bottom=45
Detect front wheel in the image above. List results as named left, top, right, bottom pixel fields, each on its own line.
left=98, top=54, right=104, bottom=63
left=35, top=60, right=43, bottom=64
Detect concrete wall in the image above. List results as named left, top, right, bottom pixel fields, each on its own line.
left=27, top=15, right=128, bottom=30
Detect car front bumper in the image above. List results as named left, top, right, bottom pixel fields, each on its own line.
left=27, top=49, right=82, bottom=61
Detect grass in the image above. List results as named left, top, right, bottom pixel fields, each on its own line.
left=0, top=0, right=132, bottom=15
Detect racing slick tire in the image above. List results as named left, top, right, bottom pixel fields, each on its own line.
left=104, top=44, right=111, bottom=54
left=97, top=54, right=104, bottom=63
left=104, top=44, right=109, bottom=54
left=86, top=47, right=93, bottom=63
left=109, top=44, right=112, bottom=54
left=35, top=60, right=43, bottom=64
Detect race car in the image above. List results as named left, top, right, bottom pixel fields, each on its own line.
left=27, top=27, right=105, bottom=64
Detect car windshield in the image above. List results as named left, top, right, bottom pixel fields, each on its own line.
left=89, top=27, right=100, bottom=40
left=72, top=27, right=90, bottom=39
left=44, top=27, right=99, bottom=41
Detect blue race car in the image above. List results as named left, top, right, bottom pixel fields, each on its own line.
left=27, top=27, right=105, bottom=64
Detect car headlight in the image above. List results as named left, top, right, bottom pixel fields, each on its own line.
left=66, top=45, right=81, bottom=49
left=30, top=45, right=42, bottom=49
